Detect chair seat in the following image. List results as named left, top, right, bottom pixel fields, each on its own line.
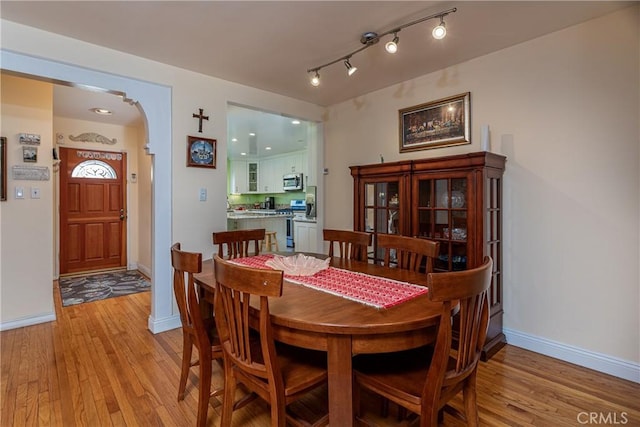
left=231, top=340, right=327, bottom=397
left=277, top=344, right=327, bottom=396
left=354, top=346, right=433, bottom=406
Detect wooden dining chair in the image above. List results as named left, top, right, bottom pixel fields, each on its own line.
left=213, top=255, right=329, bottom=427
left=212, top=228, right=265, bottom=259
left=171, top=243, right=223, bottom=427
left=323, top=228, right=372, bottom=261
left=353, top=256, right=493, bottom=427
left=377, top=233, right=440, bottom=273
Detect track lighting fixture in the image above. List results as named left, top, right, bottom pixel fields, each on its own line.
left=307, top=7, right=456, bottom=86
left=344, top=59, right=357, bottom=76
left=310, top=71, right=320, bottom=87
left=385, top=33, right=399, bottom=54
left=432, top=16, right=447, bottom=40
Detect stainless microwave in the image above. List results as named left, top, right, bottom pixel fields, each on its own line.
left=283, top=173, right=303, bottom=191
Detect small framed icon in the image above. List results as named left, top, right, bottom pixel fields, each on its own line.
left=186, top=136, right=216, bottom=168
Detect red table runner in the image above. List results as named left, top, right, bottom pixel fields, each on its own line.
left=230, top=254, right=427, bottom=309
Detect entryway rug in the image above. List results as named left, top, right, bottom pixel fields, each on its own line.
left=59, top=270, right=150, bottom=307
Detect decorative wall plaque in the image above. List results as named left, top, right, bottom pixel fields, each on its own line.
left=19, top=133, right=41, bottom=145
left=69, top=132, right=117, bottom=145
left=12, top=165, right=50, bottom=181
left=76, top=150, right=122, bottom=160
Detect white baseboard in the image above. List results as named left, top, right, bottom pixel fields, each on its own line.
left=504, top=328, right=639, bottom=384
left=147, top=314, right=181, bottom=334
left=0, top=312, right=56, bottom=331
left=136, top=263, right=151, bottom=278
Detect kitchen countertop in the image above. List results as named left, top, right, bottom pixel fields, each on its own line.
left=292, top=216, right=317, bottom=223
left=227, top=210, right=292, bottom=220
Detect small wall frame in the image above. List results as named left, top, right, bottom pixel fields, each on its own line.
left=23, top=146, right=38, bottom=163
left=1, top=137, right=6, bottom=201
left=186, top=136, right=216, bottom=168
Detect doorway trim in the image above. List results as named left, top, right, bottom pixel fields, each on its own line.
left=2, top=49, right=179, bottom=333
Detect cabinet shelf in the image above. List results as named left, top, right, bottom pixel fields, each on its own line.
left=351, top=151, right=506, bottom=360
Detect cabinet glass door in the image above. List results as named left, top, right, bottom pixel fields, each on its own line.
left=248, top=162, right=258, bottom=192
left=415, top=176, right=468, bottom=271
left=364, top=180, right=400, bottom=263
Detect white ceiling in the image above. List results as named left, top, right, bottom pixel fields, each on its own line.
left=2, top=1, right=632, bottom=158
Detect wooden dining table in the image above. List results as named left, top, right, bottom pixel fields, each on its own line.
left=194, top=253, right=445, bottom=426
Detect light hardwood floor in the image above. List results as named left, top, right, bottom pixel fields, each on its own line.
left=1, top=283, right=638, bottom=426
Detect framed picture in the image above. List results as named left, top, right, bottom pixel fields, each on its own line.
left=187, top=136, right=216, bottom=168
left=23, top=146, right=38, bottom=163
left=1, top=137, right=6, bottom=201
left=399, top=92, right=470, bottom=152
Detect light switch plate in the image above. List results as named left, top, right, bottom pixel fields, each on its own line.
left=15, top=187, right=24, bottom=199
left=31, top=187, right=40, bottom=199
left=199, top=188, right=207, bottom=201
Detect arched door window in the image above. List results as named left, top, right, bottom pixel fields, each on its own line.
left=71, top=160, right=117, bottom=179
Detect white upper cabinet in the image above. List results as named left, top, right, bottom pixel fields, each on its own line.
left=229, top=159, right=248, bottom=194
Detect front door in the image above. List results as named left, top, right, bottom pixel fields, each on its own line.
left=60, top=147, right=127, bottom=274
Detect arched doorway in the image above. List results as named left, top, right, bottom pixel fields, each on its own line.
left=2, top=50, right=178, bottom=333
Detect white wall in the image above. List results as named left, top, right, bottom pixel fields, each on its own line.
left=323, top=6, right=639, bottom=379
left=0, top=75, right=55, bottom=325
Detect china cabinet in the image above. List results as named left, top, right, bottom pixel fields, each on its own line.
left=350, top=151, right=506, bottom=360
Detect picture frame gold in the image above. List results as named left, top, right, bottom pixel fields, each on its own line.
left=186, top=136, right=216, bottom=168
left=399, top=92, right=470, bottom=152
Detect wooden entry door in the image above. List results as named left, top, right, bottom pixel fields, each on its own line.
left=60, top=147, right=127, bottom=274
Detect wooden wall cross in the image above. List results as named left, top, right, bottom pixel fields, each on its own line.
left=192, top=108, right=209, bottom=133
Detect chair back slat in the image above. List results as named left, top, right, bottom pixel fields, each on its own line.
left=213, top=229, right=265, bottom=259
left=377, top=234, right=439, bottom=273
left=323, top=229, right=372, bottom=261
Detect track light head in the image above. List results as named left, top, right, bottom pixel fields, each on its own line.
left=310, top=71, right=320, bottom=87
left=385, top=34, right=400, bottom=54
left=344, top=59, right=357, bottom=76
left=432, top=16, right=447, bottom=39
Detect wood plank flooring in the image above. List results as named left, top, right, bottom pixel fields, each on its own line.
left=1, top=282, right=639, bottom=426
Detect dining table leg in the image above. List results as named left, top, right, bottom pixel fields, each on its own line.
left=327, top=334, right=354, bottom=426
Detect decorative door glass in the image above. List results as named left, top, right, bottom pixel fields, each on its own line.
left=248, top=162, right=258, bottom=192
left=364, top=180, right=400, bottom=263
left=416, top=177, right=468, bottom=271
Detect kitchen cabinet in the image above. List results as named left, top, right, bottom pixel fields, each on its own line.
left=259, top=156, right=284, bottom=193
left=229, top=159, right=248, bottom=194
left=229, top=151, right=309, bottom=194
left=294, top=220, right=317, bottom=252
left=350, top=151, right=506, bottom=360
left=284, top=151, right=306, bottom=175
left=247, top=161, right=259, bottom=192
